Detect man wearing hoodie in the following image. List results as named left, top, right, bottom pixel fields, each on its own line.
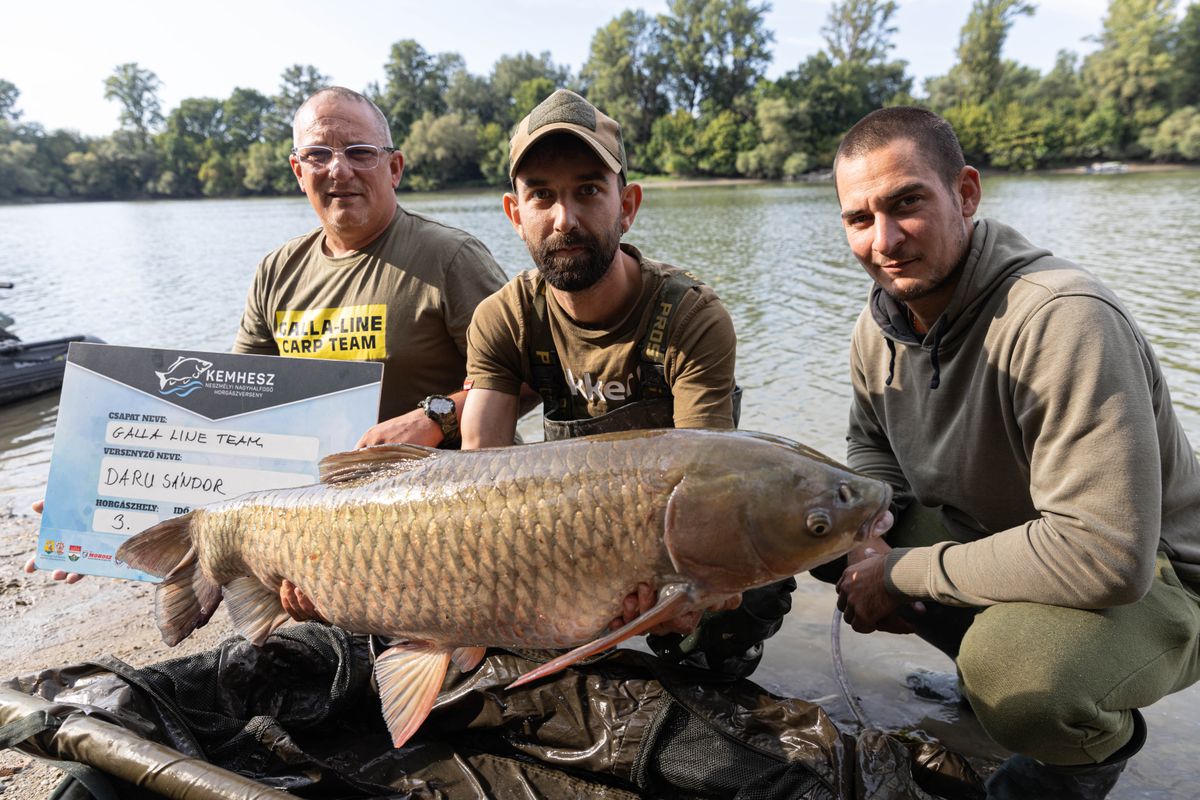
left=828, top=106, right=1200, bottom=799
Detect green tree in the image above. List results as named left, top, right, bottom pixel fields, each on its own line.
left=104, top=63, right=163, bottom=143
left=581, top=9, right=671, bottom=161
left=511, top=77, right=559, bottom=122
left=401, top=111, right=482, bottom=189
left=822, top=0, right=898, bottom=66
left=490, top=52, right=572, bottom=125
left=1077, top=99, right=1126, bottom=158
left=373, top=40, right=464, bottom=143
left=198, top=151, right=245, bottom=197
left=1143, top=105, right=1200, bottom=159
left=660, top=0, right=774, bottom=113
left=28, top=127, right=89, bottom=198
left=156, top=97, right=223, bottom=197
left=1082, top=0, right=1178, bottom=152
left=940, top=102, right=994, bottom=163
left=243, top=140, right=295, bottom=194
left=736, top=95, right=810, bottom=178
left=446, top=70, right=501, bottom=124
left=1177, top=3, right=1200, bottom=107
left=926, top=0, right=1034, bottom=108
left=476, top=121, right=510, bottom=185
left=697, top=109, right=744, bottom=174
left=958, top=0, right=1034, bottom=97
left=1019, top=51, right=1094, bottom=162
left=0, top=79, right=20, bottom=122
left=270, top=64, right=329, bottom=139
left=0, top=141, right=43, bottom=197
left=773, top=50, right=910, bottom=168
left=222, top=87, right=272, bottom=152
left=65, top=131, right=156, bottom=198
left=646, top=109, right=701, bottom=174
left=986, top=100, right=1048, bottom=169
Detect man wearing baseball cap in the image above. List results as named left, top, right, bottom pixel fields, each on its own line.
left=460, top=88, right=791, bottom=679
left=461, top=88, right=738, bottom=444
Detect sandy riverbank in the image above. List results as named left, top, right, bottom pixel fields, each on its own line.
left=0, top=513, right=234, bottom=798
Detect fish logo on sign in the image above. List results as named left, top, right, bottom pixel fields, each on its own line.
left=155, top=357, right=213, bottom=397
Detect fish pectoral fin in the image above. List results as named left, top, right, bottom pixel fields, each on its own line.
left=319, top=444, right=440, bottom=485
left=375, top=644, right=452, bottom=749
left=507, top=586, right=692, bottom=689
left=223, top=577, right=291, bottom=647
left=451, top=646, right=487, bottom=672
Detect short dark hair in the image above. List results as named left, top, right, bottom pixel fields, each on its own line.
left=835, top=107, right=965, bottom=190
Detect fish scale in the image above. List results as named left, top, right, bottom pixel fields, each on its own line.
left=117, top=429, right=893, bottom=748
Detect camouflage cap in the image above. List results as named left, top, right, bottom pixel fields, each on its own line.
left=508, top=89, right=627, bottom=180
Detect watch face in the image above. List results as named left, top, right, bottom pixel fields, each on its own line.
left=428, top=397, right=455, bottom=416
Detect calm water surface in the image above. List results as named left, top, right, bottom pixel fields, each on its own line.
left=0, top=171, right=1197, bottom=796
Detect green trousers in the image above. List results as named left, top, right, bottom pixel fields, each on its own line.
left=886, top=505, right=1200, bottom=766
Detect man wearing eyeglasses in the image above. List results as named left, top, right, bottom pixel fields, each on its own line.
left=233, top=86, right=506, bottom=449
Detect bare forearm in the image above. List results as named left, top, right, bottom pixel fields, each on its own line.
left=460, top=387, right=519, bottom=450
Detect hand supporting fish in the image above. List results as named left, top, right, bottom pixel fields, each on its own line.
left=117, top=429, right=893, bottom=749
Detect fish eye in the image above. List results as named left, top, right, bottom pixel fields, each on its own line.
left=806, top=510, right=832, bottom=536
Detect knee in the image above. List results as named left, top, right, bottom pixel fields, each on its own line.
left=956, top=607, right=1101, bottom=762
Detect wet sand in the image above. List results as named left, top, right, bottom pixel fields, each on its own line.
left=0, top=513, right=234, bottom=798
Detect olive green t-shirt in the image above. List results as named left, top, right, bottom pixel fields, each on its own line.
left=466, top=244, right=736, bottom=428
left=234, top=206, right=507, bottom=422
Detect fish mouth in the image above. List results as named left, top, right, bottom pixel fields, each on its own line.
left=856, top=484, right=894, bottom=542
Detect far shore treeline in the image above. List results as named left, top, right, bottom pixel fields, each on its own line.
left=2, top=0, right=1199, bottom=202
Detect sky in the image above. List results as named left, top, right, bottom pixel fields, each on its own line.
left=3, top=0, right=1110, bottom=138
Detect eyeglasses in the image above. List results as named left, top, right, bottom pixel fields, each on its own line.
left=291, top=144, right=398, bottom=170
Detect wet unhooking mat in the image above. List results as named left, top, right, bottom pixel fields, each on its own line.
left=0, top=623, right=984, bottom=799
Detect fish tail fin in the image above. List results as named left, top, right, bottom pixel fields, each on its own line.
left=117, top=513, right=221, bottom=646
left=118, top=513, right=195, bottom=577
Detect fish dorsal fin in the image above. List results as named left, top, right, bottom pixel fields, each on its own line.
left=319, top=444, right=440, bottom=485
left=223, top=577, right=291, bottom=646
left=507, top=584, right=693, bottom=689
left=375, top=644, right=453, bottom=748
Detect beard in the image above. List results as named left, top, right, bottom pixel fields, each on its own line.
left=874, top=229, right=970, bottom=305
left=530, top=220, right=623, bottom=292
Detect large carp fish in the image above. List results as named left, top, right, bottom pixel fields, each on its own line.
left=117, top=429, right=892, bottom=748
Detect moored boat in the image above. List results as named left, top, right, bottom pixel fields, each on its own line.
left=0, top=282, right=104, bottom=406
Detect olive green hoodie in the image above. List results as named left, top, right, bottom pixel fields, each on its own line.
left=848, top=218, right=1200, bottom=607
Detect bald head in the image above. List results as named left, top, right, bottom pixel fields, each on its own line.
left=293, top=87, right=392, bottom=147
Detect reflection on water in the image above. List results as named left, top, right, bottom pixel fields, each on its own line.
left=0, top=171, right=1197, bottom=795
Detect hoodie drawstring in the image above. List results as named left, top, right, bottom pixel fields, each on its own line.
left=928, top=321, right=945, bottom=390
left=882, top=321, right=945, bottom=390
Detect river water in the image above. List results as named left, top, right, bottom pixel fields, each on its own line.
left=0, top=171, right=1197, bottom=796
